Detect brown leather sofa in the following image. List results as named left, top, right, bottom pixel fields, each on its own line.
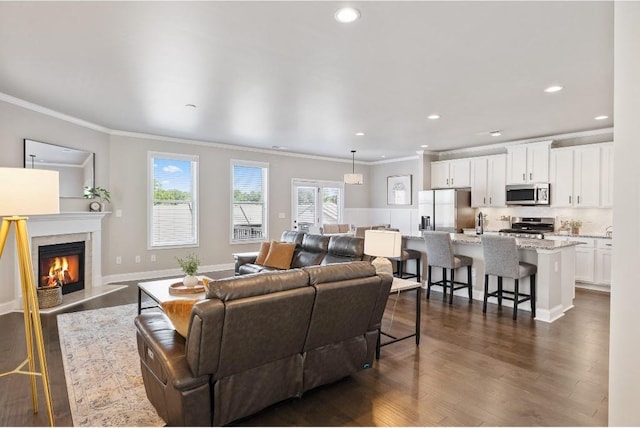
left=233, top=230, right=365, bottom=275
left=134, top=262, right=392, bottom=426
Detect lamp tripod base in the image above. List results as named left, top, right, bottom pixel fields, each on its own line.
left=0, top=217, right=55, bottom=426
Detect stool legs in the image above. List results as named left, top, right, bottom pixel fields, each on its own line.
left=427, top=266, right=432, bottom=299
left=530, top=274, right=536, bottom=318
left=442, top=267, right=447, bottom=302
left=483, top=274, right=489, bottom=313
left=513, top=279, right=519, bottom=320
left=449, top=268, right=455, bottom=304
left=467, top=265, right=472, bottom=302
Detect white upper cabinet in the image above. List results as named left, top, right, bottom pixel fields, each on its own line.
left=600, top=143, right=614, bottom=208
left=551, top=143, right=605, bottom=208
left=506, top=141, right=551, bottom=184
left=471, top=155, right=506, bottom=207
left=431, top=159, right=471, bottom=188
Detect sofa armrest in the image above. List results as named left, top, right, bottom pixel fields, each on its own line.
left=135, top=312, right=210, bottom=391
left=233, top=252, right=259, bottom=274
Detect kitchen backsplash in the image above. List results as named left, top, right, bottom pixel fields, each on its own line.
left=477, top=207, right=613, bottom=235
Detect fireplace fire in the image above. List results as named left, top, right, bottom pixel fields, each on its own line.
left=38, top=241, right=85, bottom=295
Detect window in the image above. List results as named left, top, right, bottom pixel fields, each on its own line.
left=148, top=152, right=198, bottom=249
left=231, top=160, right=268, bottom=243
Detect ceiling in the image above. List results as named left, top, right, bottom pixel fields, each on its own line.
left=0, top=1, right=613, bottom=162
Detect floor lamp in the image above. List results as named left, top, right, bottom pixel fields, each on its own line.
left=0, top=167, right=60, bottom=426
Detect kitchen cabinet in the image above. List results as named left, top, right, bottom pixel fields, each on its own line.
left=596, top=238, right=613, bottom=285
left=471, top=155, right=506, bottom=207
left=431, top=159, right=471, bottom=188
left=546, top=235, right=612, bottom=286
left=551, top=143, right=606, bottom=208
left=506, top=141, right=551, bottom=184
left=600, top=143, right=614, bottom=208
left=574, top=239, right=596, bottom=283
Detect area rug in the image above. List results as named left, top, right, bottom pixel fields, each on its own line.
left=57, top=304, right=165, bottom=427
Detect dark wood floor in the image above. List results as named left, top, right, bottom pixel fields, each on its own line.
left=0, top=273, right=609, bottom=427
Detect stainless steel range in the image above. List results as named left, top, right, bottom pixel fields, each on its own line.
left=499, top=217, right=555, bottom=239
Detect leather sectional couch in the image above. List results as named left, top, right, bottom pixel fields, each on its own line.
left=233, top=230, right=365, bottom=275
left=134, top=261, right=392, bottom=426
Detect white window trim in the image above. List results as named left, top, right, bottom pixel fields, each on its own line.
left=148, top=151, right=199, bottom=250
left=230, top=159, right=269, bottom=244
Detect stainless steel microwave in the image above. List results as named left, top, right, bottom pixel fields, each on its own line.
left=505, top=183, right=550, bottom=205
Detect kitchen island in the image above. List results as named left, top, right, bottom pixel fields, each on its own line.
left=404, top=233, right=581, bottom=323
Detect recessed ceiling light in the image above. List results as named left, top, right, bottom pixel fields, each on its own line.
left=421, top=145, right=429, bottom=148
left=490, top=130, right=502, bottom=136
left=380, top=155, right=386, bottom=158
left=594, top=115, right=609, bottom=120
left=185, top=103, right=197, bottom=108
left=427, top=114, right=440, bottom=120
left=355, top=132, right=365, bottom=136
left=335, top=7, right=360, bottom=23
left=544, top=85, right=563, bottom=93
left=271, top=145, right=287, bottom=150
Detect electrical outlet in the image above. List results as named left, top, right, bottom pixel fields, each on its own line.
left=135, top=255, right=141, bottom=263
left=116, top=256, right=122, bottom=265
left=150, top=254, right=156, bottom=262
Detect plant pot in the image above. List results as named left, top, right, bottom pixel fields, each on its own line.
left=571, top=227, right=580, bottom=235
left=183, top=275, right=198, bottom=288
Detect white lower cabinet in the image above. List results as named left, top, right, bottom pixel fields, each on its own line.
left=596, top=239, right=613, bottom=285
left=546, top=236, right=611, bottom=287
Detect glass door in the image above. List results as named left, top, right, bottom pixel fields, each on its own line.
left=292, top=180, right=344, bottom=232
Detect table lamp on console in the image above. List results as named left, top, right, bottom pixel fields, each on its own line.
left=0, top=167, right=59, bottom=426
left=364, top=229, right=402, bottom=276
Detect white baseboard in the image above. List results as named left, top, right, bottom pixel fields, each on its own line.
left=102, top=263, right=235, bottom=285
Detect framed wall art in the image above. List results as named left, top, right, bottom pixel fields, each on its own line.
left=387, top=174, right=412, bottom=205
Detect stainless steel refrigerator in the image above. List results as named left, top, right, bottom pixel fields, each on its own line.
left=418, top=189, right=475, bottom=233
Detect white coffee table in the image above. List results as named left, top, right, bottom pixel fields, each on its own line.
left=137, top=276, right=210, bottom=314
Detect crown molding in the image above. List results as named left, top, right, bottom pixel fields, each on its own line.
left=0, top=92, right=111, bottom=133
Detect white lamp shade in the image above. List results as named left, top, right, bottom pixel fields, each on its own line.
left=344, top=173, right=364, bottom=185
left=0, top=168, right=60, bottom=216
left=364, top=229, right=402, bottom=258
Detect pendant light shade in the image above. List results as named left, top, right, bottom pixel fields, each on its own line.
left=344, top=150, right=363, bottom=185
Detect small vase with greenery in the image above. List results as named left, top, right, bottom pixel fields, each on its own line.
left=84, top=186, right=111, bottom=211
left=176, top=253, right=200, bottom=287
left=569, top=219, right=583, bottom=235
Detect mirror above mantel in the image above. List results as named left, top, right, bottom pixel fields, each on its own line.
left=23, top=139, right=95, bottom=198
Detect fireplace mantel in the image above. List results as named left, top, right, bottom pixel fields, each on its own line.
left=1, top=212, right=117, bottom=314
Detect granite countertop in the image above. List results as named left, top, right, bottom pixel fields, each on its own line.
left=405, top=233, right=582, bottom=250
left=546, top=232, right=613, bottom=240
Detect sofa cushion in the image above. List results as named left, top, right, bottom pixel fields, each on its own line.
left=280, top=230, right=305, bottom=247
left=161, top=299, right=199, bottom=338
left=321, top=235, right=365, bottom=265
left=206, top=269, right=310, bottom=301
left=254, top=241, right=271, bottom=265
left=292, top=234, right=330, bottom=268
left=263, top=241, right=296, bottom=269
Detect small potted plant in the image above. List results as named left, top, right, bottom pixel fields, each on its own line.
left=569, top=219, right=583, bottom=235
left=84, top=186, right=111, bottom=211
left=176, top=253, right=200, bottom=287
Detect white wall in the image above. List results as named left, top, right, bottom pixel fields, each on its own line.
left=609, top=2, right=640, bottom=424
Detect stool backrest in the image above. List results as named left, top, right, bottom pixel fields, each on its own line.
left=423, top=231, right=455, bottom=269
left=481, top=234, right=520, bottom=278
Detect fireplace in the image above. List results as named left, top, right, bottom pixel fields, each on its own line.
left=38, top=241, right=85, bottom=295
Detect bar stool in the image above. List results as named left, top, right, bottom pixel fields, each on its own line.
left=424, top=231, right=473, bottom=304
left=389, top=248, right=422, bottom=282
left=481, top=234, right=536, bottom=320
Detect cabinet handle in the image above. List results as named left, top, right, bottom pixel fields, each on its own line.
left=606, top=243, right=612, bottom=247
left=446, top=178, right=449, bottom=185
left=577, top=195, right=581, bottom=204
left=569, top=196, right=571, bottom=204
left=523, top=173, right=526, bottom=181
left=451, top=178, right=454, bottom=185
left=529, top=173, right=532, bottom=180
left=483, top=197, right=486, bottom=204
left=489, top=197, right=492, bottom=204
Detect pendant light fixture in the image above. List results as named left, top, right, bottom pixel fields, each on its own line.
left=344, top=150, right=364, bottom=185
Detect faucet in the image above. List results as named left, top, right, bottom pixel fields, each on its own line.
left=605, top=225, right=613, bottom=238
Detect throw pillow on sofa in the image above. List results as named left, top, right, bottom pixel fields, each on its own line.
left=161, top=299, right=200, bottom=338
left=255, top=241, right=271, bottom=265
left=263, top=241, right=296, bottom=269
